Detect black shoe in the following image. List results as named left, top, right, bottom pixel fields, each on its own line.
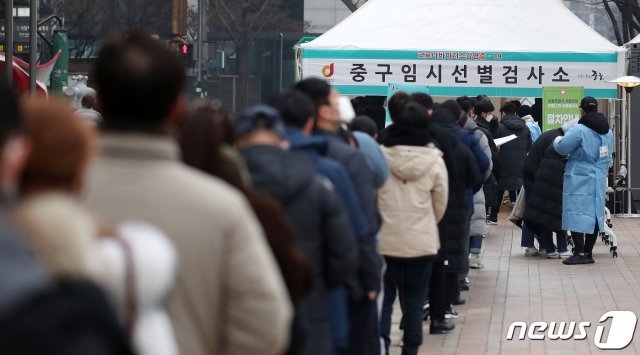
left=445, top=306, right=459, bottom=319
left=459, top=282, right=469, bottom=291
left=451, top=297, right=466, bottom=306
left=422, top=302, right=430, bottom=321
left=562, top=254, right=592, bottom=265
left=430, top=319, right=455, bottom=334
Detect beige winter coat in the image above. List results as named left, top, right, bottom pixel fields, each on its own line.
left=378, top=144, right=449, bottom=258
left=83, top=133, right=292, bottom=355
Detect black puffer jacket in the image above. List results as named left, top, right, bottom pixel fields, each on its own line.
left=496, top=114, right=532, bottom=190
left=241, top=145, right=358, bottom=355
left=432, top=114, right=481, bottom=273
left=523, top=129, right=566, bottom=233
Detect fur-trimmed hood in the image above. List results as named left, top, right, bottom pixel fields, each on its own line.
left=14, top=193, right=106, bottom=283
left=13, top=193, right=180, bottom=355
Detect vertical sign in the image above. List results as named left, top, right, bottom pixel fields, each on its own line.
left=542, top=86, right=583, bottom=132
left=50, top=29, right=69, bottom=94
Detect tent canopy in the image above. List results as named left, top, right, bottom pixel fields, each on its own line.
left=300, top=0, right=626, bottom=99
left=303, top=0, right=622, bottom=53
left=629, top=33, right=640, bottom=45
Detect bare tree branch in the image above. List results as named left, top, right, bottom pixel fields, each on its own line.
left=603, top=0, right=623, bottom=44
left=340, top=0, right=367, bottom=12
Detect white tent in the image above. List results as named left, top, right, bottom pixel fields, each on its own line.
left=300, top=0, right=626, bottom=98
left=629, top=34, right=640, bottom=45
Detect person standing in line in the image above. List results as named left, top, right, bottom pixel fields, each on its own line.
left=83, top=30, right=292, bottom=355
left=488, top=102, right=532, bottom=223
left=523, top=121, right=575, bottom=259
left=378, top=103, right=448, bottom=355
left=474, top=100, right=501, bottom=223
left=273, top=90, right=372, bottom=353
left=237, top=105, right=359, bottom=355
left=458, top=97, right=493, bottom=270
left=554, top=97, right=613, bottom=265
left=296, top=78, right=382, bottom=355
left=0, top=81, right=134, bottom=355
left=14, top=99, right=179, bottom=355
left=440, top=100, right=488, bottom=293
left=179, top=101, right=313, bottom=305
left=429, top=106, right=481, bottom=323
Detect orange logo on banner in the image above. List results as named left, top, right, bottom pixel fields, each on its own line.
left=322, top=63, right=335, bottom=77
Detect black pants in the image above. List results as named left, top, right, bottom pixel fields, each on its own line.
left=489, top=189, right=517, bottom=219
left=571, top=223, right=599, bottom=256
left=428, top=260, right=448, bottom=321
left=381, top=257, right=432, bottom=355
left=344, top=296, right=379, bottom=355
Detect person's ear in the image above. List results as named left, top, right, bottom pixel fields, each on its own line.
left=1, top=135, right=31, bottom=190
left=303, top=118, right=314, bottom=135
left=167, top=95, right=188, bottom=127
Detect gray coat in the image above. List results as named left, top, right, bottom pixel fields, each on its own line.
left=466, top=119, right=493, bottom=237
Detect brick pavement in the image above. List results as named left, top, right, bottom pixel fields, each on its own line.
left=386, top=212, right=640, bottom=354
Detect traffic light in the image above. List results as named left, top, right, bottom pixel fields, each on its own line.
left=169, top=39, right=193, bottom=67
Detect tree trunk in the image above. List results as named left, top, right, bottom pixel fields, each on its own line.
left=604, top=0, right=623, bottom=45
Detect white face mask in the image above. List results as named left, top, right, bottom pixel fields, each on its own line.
left=486, top=114, right=493, bottom=120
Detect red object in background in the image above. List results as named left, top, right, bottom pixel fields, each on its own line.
left=0, top=53, right=50, bottom=97
left=182, top=44, right=188, bottom=54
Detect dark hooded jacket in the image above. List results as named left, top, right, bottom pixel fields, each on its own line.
left=286, top=129, right=379, bottom=349
left=286, top=129, right=378, bottom=296
left=496, top=114, right=532, bottom=190
left=523, top=128, right=566, bottom=233
left=241, top=145, right=358, bottom=355
left=430, top=114, right=481, bottom=272
left=314, top=129, right=380, bottom=236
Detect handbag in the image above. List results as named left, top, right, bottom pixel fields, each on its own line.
left=508, top=186, right=526, bottom=228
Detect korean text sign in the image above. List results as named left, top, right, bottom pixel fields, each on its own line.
left=542, top=86, right=584, bottom=132
left=302, top=50, right=618, bottom=98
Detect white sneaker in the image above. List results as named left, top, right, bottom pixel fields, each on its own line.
left=524, top=247, right=541, bottom=257
left=469, top=254, right=485, bottom=269
left=545, top=251, right=560, bottom=259
left=558, top=251, right=572, bottom=258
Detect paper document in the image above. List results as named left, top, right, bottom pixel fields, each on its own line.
left=494, top=134, right=517, bottom=146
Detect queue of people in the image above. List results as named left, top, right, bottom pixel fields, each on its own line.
left=0, top=29, right=614, bottom=355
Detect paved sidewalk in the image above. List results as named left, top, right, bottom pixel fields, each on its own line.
left=387, top=213, right=640, bottom=354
